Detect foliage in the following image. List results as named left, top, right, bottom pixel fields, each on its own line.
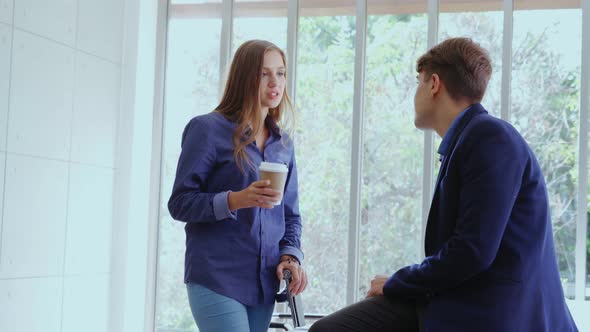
left=511, top=21, right=581, bottom=287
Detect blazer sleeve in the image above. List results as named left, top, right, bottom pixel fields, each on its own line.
left=384, top=120, right=526, bottom=300
left=167, top=117, right=236, bottom=223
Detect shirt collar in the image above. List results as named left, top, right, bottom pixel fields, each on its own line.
left=437, top=105, right=473, bottom=157
left=232, top=115, right=282, bottom=140
left=265, top=116, right=282, bottom=138
left=213, top=111, right=282, bottom=138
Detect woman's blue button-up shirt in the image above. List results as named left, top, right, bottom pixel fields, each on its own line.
left=168, top=111, right=303, bottom=306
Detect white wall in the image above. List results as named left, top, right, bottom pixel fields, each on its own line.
left=110, top=0, right=163, bottom=331
left=567, top=300, right=590, bottom=331
left=0, top=0, right=124, bottom=331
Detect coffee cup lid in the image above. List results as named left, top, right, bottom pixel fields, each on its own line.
left=259, top=161, right=288, bottom=172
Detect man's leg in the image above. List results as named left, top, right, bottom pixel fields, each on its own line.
left=309, top=295, right=419, bottom=332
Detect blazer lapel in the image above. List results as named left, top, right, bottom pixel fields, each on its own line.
left=424, top=104, right=488, bottom=254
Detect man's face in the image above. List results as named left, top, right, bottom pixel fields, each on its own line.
left=413, top=71, right=434, bottom=130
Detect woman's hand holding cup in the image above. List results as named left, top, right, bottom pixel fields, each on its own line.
left=228, top=180, right=282, bottom=210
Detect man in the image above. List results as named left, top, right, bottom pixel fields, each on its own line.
left=309, top=37, right=578, bottom=332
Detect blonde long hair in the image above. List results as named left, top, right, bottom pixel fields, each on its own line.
left=215, top=40, right=294, bottom=172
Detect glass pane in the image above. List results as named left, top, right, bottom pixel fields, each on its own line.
left=169, top=2, right=221, bottom=20
left=156, top=16, right=222, bottom=332
left=511, top=6, right=582, bottom=299
left=232, top=0, right=288, bottom=54
left=587, top=80, right=590, bottom=298
left=296, top=10, right=355, bottom=313
left=359, top=3, right=428, bottom=298
left=171, top=0, right=220, bottom=4
left=439, top=3, right=503, bottom=116
left=300, top=0, right=355, bottom=16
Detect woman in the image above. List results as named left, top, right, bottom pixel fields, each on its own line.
left=168, top=39, right=307, bottom=332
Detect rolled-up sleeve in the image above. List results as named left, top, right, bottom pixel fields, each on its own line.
left=213, top=191, right=237, bottom=220
left=168, top=118, right=237, bottom=223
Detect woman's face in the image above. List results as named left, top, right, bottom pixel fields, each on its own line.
left=259, top=50, right=286, bottom=111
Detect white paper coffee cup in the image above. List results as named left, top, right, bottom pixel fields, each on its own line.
left=259, top=162, right=288, bottom=205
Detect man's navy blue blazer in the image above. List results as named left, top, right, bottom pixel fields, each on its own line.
left=383, top=103, right=578, bottom=331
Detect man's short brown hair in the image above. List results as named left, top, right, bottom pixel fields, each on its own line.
left=417, top=37, right=492, bottom=103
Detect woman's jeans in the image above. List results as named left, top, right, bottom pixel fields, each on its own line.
left=186, top=283, right=275, bottom=332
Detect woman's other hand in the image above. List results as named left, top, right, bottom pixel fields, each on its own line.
left=276, top=255, right=307, bottom=296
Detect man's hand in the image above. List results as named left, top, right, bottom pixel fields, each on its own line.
left=366, top=275, right=389, bottom=298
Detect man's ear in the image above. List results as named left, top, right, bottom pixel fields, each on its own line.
left=430, top=73, right=441, bottom=97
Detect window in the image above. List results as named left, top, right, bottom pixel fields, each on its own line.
left=439, top=0, right=503, bottom=115
left=295, top=0, right=356, bottom=313
left=155, top=1, right=590, bottom=330
left=155, top=2, right=222, bottom=331
left=359, top=1, right=428, bottom=299
left=232, top=0, right=288, bottom=54
left=511, top=4, right=582, bottom=298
